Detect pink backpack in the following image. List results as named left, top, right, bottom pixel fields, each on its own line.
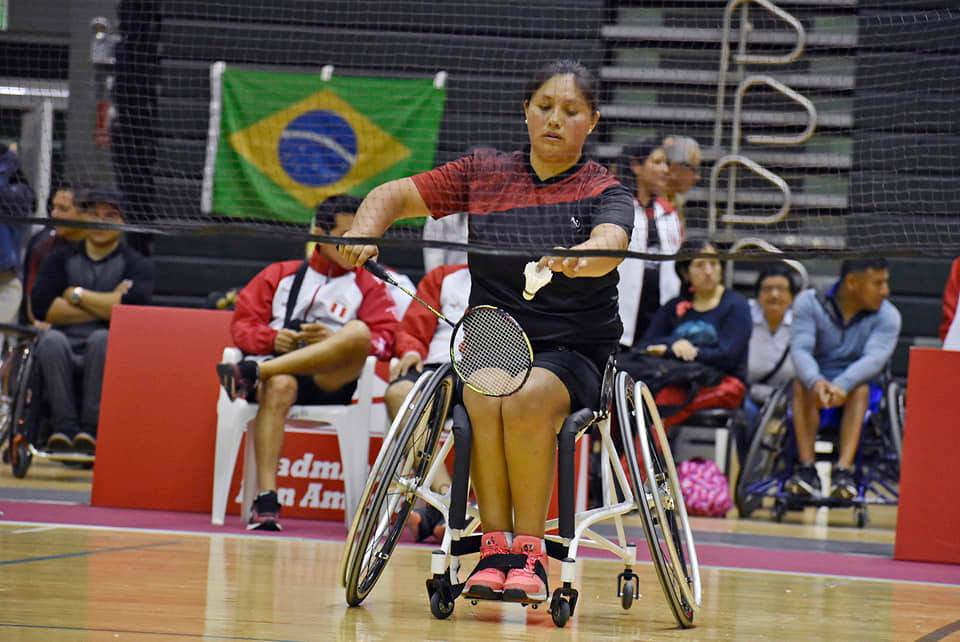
left=676, top=458, right=733, bottom=517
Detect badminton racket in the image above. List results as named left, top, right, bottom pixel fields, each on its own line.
left=362, top=260, right=533, bottom=397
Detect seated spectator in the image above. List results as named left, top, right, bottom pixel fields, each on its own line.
left=633, top=239, right=750, bottom=426
left=313, top=195, right=416, bottom=319
left=383, top=263, right=470, bottom=542
left=31, top=188, right=154, bottom=453
left=616, top=138, right=684, bottom=347
left=422, top=211, right=467, bottom=273
left=23, top=182, right=87, bottom=324
left=0, top=143, right=34, bottom=327
left=216, top=202, right=398, bottom=532
left=788, top=258, right=901, bottom=500
left=940, top=257, right=960, bottom=349
left=661, top=135, right=701, bottom=225
left=745, top=264, right=800, bottom=424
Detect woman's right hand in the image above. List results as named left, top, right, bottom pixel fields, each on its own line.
left=670, top=339, right=699, bottom=361
left=337, top=229, right=379, bottom=267
left=391, top=352, right=424, bottom=379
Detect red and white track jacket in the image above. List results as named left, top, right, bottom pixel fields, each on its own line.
left=395, top=264, right=470, bottom=364
left=231, top=249, right=397, bottom=360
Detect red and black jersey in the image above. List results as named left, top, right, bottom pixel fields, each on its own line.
left=412, top=148, right=634, bottom=345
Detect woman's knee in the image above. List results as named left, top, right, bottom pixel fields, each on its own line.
left=501, top=373, right=569, bottom=435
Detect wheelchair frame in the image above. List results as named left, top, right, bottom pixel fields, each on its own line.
left=1, top=325, right=95, bottom=478
left=340, top=362, right=702, bottom=628
left=735, top=378, right=902, bottom=528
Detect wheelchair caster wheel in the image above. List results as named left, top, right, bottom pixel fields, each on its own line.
left=617, top=570, right=638, bottom=610
left=531, top=603, right=538, bottom=610
left=11, top=439, right=31, bottom=479
left=855, top=507, right=868, bottom=529
left=430, top=591, right=454, bottom=620
left=470, top=600, right=478, bottom=606
left=550, top=597, right=571, bottom=628
left=772, top=501, right=786, bottom=523
left=620, top=580, right=635, bottom=610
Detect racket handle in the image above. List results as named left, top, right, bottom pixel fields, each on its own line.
left=363, top=259, right=393, bottom=284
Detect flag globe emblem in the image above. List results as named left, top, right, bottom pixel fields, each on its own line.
left=278, top=110, right=356, bottom=187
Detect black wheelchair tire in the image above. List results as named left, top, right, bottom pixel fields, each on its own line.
left=614, top=371, right=696, bottom=628
left=344, top=364, right=455, bottom=607
left=735, top=384, right=790, bottom=518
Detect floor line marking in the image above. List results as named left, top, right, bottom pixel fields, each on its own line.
left=0, top=540, right=179, bottom=566
left=10, top=525, right=58, bottom=535
left=0, top=623, right=303, bottom=642
left=916, top=618, right=960, bottom=642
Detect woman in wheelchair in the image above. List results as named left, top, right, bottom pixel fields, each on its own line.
left=338, top=60, right=634, bottom=604
left=787, top=258, right=901, bottom=501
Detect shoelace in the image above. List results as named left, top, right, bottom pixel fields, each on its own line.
left=513, top=546, right=544, bottom=578
left=480, top=538, right=510, bottom=559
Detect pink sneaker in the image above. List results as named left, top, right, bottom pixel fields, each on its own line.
left=502, top=535, right=549, bottom=602
left=463, top=531, right=512, bottom=599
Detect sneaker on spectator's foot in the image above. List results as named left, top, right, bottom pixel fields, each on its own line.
left=786, top=463, right=821, bottom=499
left=248, top=490, right=282, bottom=531
left=463, top=531, right=512, bottom=600
left=502, top=535, right=549, bottom=603
left=73, top=432, right=96, bottom=454
left=830, top=467, right=858, bottom=501
left=46, top=432, right=73, bottom=452
left=216, top=361, right=259, bottom=402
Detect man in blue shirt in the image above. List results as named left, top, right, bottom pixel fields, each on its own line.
left=788, top=258, right=901, bottom=500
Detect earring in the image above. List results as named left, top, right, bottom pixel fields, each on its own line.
left=524, top=119, right=528, bottom=124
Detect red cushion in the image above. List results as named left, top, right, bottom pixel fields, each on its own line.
left=654, top=377, right=746, bottom=428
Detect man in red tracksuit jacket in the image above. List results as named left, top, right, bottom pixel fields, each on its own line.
left=217, top=197, right=398, bottom=531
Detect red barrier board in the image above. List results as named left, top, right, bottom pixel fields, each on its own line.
left=894, top=348, right=960, bottom=564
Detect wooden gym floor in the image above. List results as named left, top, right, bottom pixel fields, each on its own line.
left=1, top=461, right=959, bottom=641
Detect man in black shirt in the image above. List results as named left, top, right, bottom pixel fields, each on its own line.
left=31, top=188, right=154, bottom=453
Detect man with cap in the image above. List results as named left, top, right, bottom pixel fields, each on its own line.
left=662, top=135, right=701, bottom=225
left=30, top=187, right=154, bottom=453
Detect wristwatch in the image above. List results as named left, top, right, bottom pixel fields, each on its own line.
left=69, top=287, right=84, bottom=305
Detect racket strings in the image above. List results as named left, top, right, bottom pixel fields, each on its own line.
left=452, top=307, right=532, bottom=396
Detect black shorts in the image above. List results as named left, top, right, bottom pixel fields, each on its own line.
left=293, top=375, right=358, bottom=406
left=531, top=343, right=615, bottom=412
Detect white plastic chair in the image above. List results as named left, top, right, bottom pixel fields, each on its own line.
left=211, top=348, right=377, bottom=527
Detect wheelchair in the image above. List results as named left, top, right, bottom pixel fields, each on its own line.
left=735, top=374, right=903, bottom=528
left=338, top=360, right=702, bottom=628
left=0, top=324, right=95, bottom=477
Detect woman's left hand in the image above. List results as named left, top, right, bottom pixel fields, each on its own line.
left=538, top=247, right=586, bottom=278
left=671, top=339, right=699, bottom=361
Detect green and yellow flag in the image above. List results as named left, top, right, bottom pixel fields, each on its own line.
left=202, top=66, right=446, bottom=223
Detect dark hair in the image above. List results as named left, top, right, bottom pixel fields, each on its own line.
left=314, top=194, right=362, bottom=232
left=674, top=239, right=719, bottom=294
left=524, top=59, right=598, bottom=113
left=840, top=257, right=888, bottom=279
left=755, top=263, right=800, bottom=297
left=46, top=178, right=75, bottom=215
left=617, top=137, right=661, bottom=195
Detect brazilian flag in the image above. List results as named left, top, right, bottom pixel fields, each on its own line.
left=202, top=66, right=446, bottom=223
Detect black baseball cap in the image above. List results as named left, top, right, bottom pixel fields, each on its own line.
left=77, top=187, right=125, bottom=213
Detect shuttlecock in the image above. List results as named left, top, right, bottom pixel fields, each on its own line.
left=523, top=261, right=553, bottom=301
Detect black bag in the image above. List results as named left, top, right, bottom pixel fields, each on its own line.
left=615, top=352, right=724, bottom=418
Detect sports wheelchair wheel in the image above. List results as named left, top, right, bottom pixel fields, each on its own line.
left=614, top=371, right=700, bottom=628
left=885, top=380, right=904, bottom=460
left=735, top=384, right=790, bottom=518
left=344, top=364, right=455, bottom=607
left=7, top=338, right=41, bottom=478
